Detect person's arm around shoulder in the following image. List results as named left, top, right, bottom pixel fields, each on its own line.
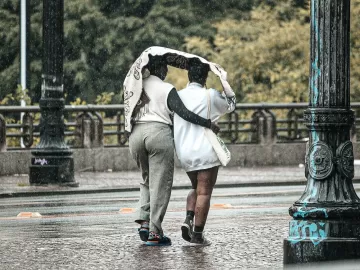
left=167, top=88, right=220, bottom=134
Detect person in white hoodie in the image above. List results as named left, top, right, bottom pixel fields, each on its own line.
left=174, top=58, right=236, bottom=246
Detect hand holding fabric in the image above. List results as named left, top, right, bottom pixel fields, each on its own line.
left=210, top=122, right=220, bottom=134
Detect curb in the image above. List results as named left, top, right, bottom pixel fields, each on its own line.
left=1, top=178, right=360, bottom=199
left=0, top=181, right=305, bottom=198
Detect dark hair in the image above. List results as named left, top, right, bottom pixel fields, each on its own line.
left=147, top=55, right=166, bottom=74
left=188, top=58, right=209, bottom=85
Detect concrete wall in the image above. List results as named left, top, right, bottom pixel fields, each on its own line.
left=1, top=143, right=359, bottom=176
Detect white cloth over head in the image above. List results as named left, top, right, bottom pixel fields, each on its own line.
left=123, top=46, right=236, bottom=132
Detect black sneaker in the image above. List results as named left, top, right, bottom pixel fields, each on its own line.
left=181, top=216, right=194, bottom=242
left=189, top=232, right=211, bottom=246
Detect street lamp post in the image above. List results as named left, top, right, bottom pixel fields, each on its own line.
left=283, top=0, right=360, bottom=264
left=29, top=0, right=77, bottom=186
left=20, top=0, right=30, bottom=148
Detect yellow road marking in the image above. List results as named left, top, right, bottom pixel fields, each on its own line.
left=17, top=212, right=42, bottom=218
left=119, top=208, right=135, bottom=213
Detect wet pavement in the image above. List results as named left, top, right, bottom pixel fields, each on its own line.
left=1, top=188, right=360, bottom=269
left=0, top=214, right=289, bottom=269
left=0, top=188, right=292, bottom=269
left=2, top=166, right=360, bottom=269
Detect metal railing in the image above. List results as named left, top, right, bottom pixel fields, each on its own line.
left=1, top=103, right=359, bottom=151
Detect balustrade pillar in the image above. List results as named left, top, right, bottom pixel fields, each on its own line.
left=283, top=0, right=360, bottom=263
left=76, top=112, right=104, bottom=148
left=252, top=110, right=276, bottom=144
left=92, top=112, right=104, bottom=148
left=0, top=114, right=6, bottom=152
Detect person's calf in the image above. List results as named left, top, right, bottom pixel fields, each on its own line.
left=186, top=189, right=197, bottom=211
left=194, top=194, right=211, bottom=227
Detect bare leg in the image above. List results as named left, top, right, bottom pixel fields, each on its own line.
left=181, top=171, right=198, bottom=242
left=186, top=171, right=198, bottom=212
left=194, top=166, right=219, bottom=229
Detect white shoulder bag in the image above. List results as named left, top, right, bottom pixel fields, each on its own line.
left=204, top=90, right=231, bottom=166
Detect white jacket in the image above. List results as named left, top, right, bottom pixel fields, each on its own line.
left=174, top=83, right=234, bottom=172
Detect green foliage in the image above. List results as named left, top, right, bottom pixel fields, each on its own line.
left=69, top=97, right=86, bottom=106
left=350, top=0, right=360, bottom=101
left=0, top=1, right=20, bottom=98
left=0, top=84, right=31, bottom=105
left=216, top=13, right=309, bottom=103
left=1, top=0, right=360, bottom=105
left=180, top=4, right=310, bottom=103
left=1, top=85, right=33, bottom=148
left=95, top=92, right=114, bottom=105
left=184, top=1, right=357, bottom=104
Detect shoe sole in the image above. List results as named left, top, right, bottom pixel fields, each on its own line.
left=188, top=241, right=211, bottom=247
left=139, top=229, right=149, bottom=242
left=181, top=223, right=192, bottom=242
left=145, top=241, right=171, bottom=246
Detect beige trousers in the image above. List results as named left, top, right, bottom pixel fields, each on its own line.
left=129, top=122, right=174, bottom=235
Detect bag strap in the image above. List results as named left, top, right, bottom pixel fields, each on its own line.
left=206, top=90, right=211, bottom=119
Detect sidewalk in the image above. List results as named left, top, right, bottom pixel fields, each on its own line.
left=1, top=165, right=360, bottom=197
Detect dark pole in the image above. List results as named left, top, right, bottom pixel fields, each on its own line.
left=283, top=0, right=360, bottom=264
left=29, top=0, right=77, bottom=186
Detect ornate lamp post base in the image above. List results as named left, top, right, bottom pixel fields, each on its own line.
left=29, top=149, right=78, bottom=186
left=283, top=0, right=360, bottom=263
left=284, top=219, right=360, bottom=264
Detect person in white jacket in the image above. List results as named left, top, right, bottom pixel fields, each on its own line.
left=174, top=58, right=236, bottom=246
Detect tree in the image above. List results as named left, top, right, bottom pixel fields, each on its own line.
left=350, top=0, right=360, bottom=101
left=1, top=0, right=359, bottom=105
left=0, top=1, right=20, bottom=99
